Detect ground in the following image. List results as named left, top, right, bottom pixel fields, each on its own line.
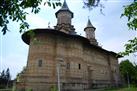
left=102, top=87, right=137, bottom=91
left=0, top=87, right=137, bottom=91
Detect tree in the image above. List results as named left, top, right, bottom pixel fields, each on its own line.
left=83, top=0, right=106, bottom=15
left=0, top=68, right=11, bottom=88
left=0, top=70, right=5, bottom=79
left=83, top=0, right=101, bottom=8
left=0, top=70, right=7, bottom=88
left=120, top=1, right=137, bottom=56
left=5, top=68, right=11, bottom=88
left=0, top=0, right=101, bottom=35
left=5, top=68, right=11, bottom=81
left=0, top=0, right=61, bottom=35
left=119, top=60, right=137, bottom=85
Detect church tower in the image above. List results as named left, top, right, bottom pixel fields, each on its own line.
left=84, top=19, right=98, bottom=46
left=55, top=0, right=75, bottom=34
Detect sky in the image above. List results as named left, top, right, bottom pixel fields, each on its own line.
left=0, top=0, right=137, bottom=79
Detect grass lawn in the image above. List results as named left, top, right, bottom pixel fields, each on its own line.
left=0, top=89, right=12, bottom=91
left=103, top=87, right=137, bottom=91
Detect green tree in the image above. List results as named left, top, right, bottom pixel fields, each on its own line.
left=0, top=68, right=11, bottom=88
left=134, top=64, right=137, bottom=85
left=83, top=0, right=101, bottom=8
left=5, top=68, right=11, bottom=81
left=5, top=68, right=11, bottom=88
left=120, top=0, right=137, bottom=56
left=0, top=0, right=100, bottom=35
left=119, top=60, right=137, bottom=85
left=0, top=70, right=6, bottom=88
left=0, top=70, right=5, bottom=79
left=0, top=0, right=61, bottom=35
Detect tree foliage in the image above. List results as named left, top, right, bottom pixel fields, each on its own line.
left=122, top=1, right=137, bottom=30
left=0, top=0, right=101, bottom=35
left=83, top=0, right=101, bottom=8
left=120, top=0, right=137, bottom=56
left=0, top=0, right=61, bottom=35
left=0, top=0, right=41, bottom=34
left=119, top=60, right=137, bottom=85
left=0, top=68, right=11, bottom=88
left=83, top=0, right=105, bottom=14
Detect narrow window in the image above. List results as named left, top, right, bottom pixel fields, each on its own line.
left=78, top=64, right=81, bottom=69
left=38, top=60, right=42, bottom=67
left=66, top=63, right=70, bottom=69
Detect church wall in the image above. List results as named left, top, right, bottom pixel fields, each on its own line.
left=26, top=33, right=55, bottom=77
left=16, top=33, right=59, bottom=91
left=109, top=54, right=121, bottom=86
left=17, top=33, right=121, bottom=91
left=55, top=36, right=87, bottom=90
left=16, top=0, right=121, bottom=90
left=83, top=45, right=119, bottom=88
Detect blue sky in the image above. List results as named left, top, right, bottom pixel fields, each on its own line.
left=0, top=0, right=137, bottom=79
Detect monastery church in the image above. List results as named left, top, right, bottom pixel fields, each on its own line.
left=16, top=0, right=121, bottom=91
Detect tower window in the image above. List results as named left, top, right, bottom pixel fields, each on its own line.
left=78, top=64, right=81, bottom=69
left=38, top=60, right=42, bottom=67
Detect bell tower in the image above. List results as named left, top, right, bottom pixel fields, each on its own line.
left=84, top=19, right=98, bottom=46
left=55, top=0, right=75, bottom=34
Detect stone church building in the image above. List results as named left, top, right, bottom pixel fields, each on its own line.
left=16, top=0, right=121, bottom=91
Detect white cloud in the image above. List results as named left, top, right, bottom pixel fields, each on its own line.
left=27, top=14, right=48, bottom=29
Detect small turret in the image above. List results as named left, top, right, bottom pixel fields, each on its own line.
left=55, top=0, right=75, bottom=34
left=84, top=19, right=98, bottom=46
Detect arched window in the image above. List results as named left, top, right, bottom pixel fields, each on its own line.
left=38, top=60, right=42, bottom=67
left=78, top=64, right=81, bottom=70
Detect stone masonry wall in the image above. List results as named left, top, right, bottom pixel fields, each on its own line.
left=16, top=32, right=120, bottom=91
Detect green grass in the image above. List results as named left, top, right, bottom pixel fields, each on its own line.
left=0, top=87, right=137, bottom=91
left=103, top=87, right=137, bottom=91
left=0, top=89, right=12, bottom=91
